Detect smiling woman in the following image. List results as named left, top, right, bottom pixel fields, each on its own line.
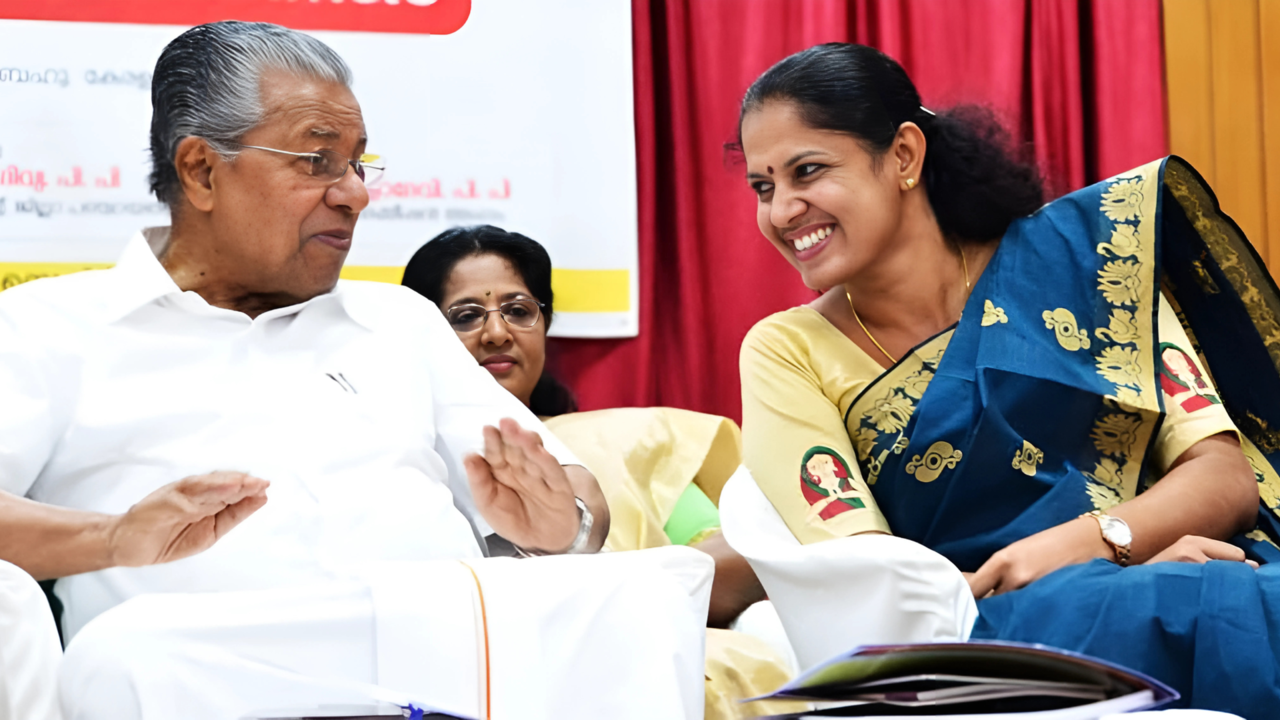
left=735, top=43, right=1280, bottom=714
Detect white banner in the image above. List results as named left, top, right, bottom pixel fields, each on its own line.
left=0, top=0, right=638, bottom=337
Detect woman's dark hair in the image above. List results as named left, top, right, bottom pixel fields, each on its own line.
left=737, top=43, right=1044, bottom=243
left=401, top=225, right=578, bottom=417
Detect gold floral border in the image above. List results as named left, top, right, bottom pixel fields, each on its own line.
left=1164, top=159, right=1280, bottom=524
left=843, top=332, right=953, bottom=486
left=1082, top=163, right=1165, bottom=509
left=1165, top=160, right=1280, bottom=374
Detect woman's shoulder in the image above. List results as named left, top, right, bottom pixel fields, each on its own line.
left=741, top=305, right=858, bottom=384
left=743, top=305, right=834, bottom=351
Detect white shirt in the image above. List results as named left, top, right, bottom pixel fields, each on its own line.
left=0, top=227, right=580, bottom=641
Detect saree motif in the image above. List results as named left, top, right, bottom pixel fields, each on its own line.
left=842, top=332, right=952, bottom=486
left=839, top=157, right=1280, bottom=570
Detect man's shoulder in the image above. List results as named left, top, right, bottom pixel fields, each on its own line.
left=0, top=268, right=120, bottom=327
left=336, top=279, right=431, bottom=312
left=337, top=279, right=443, bottom=332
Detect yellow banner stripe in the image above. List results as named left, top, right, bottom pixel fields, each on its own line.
left=338, top=265, right=404, bottom=284
left=338, top=267, right=631, bottom=312
left=0, top=263, right=632, bottom=313
left=550, top=268, right=630, bottom=313
left=0, top=262, right=113, bottom=291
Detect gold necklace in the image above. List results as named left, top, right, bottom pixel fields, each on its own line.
left=847, top=250, right=971, bottom=364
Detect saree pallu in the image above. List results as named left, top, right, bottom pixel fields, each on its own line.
left=846, top=157, right=1280, bottom=715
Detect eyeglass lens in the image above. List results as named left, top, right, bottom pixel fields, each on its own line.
left=308, top=150, right=385, bottom=187
left=446, top=300, right=542, bottom=331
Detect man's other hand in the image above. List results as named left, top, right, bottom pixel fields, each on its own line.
left=109, top=471, right=270, bottom=567
left=465, top=418, right=580, bottom=553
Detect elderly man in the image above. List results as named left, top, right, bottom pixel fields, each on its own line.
left=0, top=21, right=711, bottom=720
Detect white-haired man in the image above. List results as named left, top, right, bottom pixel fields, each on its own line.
left=0, top=21, right=711, bottom=720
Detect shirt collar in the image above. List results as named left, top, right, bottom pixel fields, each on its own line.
left=103, top=226, right=372, bottom=329
left=101, top=227, right=185, bottom=323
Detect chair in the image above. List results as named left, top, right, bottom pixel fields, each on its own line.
left=0, top=560, right=63, bottom=720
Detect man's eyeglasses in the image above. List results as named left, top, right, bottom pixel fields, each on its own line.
left=235, top=145, right=386, bottom=187
left=446, top=299, right=545, bottom=333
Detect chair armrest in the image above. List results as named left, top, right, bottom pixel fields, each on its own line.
left=0, top=559, right=63, bottom=720
left=719, top=466, right=978, bottom=670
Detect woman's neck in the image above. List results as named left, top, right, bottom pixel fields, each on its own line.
left=822, top=207, right=996, bottom=363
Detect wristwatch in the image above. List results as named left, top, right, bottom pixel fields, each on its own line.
left=1082, top=510, right=1132, bottom=566
left=515, top=496, right=594, bottom=557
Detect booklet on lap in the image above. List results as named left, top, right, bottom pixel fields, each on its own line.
left=244, top=701, right=474, bottom=719
left=749, top=641, right=1177, bottom=718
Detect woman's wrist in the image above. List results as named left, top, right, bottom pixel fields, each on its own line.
left=1070, top=514, right=1119, bottom=563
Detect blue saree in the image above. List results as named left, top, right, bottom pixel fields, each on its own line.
left=845, top=157, right=1280, bottom=716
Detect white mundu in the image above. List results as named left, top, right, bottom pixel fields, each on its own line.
left=61, top=548, right=713, bottom=720
left=0, top=228, right=713, bottom=719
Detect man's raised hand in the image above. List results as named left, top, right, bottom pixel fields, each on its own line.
left=465, top=418, right=580, bottom=553
left=109, top=471, right=270, bottom=567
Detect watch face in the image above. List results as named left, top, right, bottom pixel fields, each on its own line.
left=1101, top=516, right=1132, bottom=546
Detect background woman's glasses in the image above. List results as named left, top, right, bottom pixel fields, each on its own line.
left=446, top=299, right=545, bottom=332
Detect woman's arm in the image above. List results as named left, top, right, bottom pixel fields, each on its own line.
left=692, top=531, right=767, bottom=628
left=740, top=314, right=891, bottom=544
left=968, top=432, right=1256, bottom=597
left=1118, top=432, right=1258, bottom=557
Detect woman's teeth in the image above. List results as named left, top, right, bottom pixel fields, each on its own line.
left=792, top=226, right=832, bottom=251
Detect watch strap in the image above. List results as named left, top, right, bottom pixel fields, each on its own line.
left=1083, top=510, right=1132, bottom=567
left=515, top=496, right=594, bottom=557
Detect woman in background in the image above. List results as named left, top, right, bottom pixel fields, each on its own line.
left=402, top=225, right=799, bottom=719
left=734, top=42, right=1280, bottom=713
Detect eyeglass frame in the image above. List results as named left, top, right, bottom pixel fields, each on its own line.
left=445, top=299, right=547, bottom=333
left=232, top=144, right=386, bottom=186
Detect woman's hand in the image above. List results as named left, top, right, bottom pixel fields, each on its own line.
left=465, top=417, right=582, bottom=553
left=969, top=434, right=1260, bottom=599
left=1146, top=534, right=1258, bottom=568
left=967, top=516, right=1113, bottom=598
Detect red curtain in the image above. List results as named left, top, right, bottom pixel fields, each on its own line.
left=550, top=0, right=1167, bottom=423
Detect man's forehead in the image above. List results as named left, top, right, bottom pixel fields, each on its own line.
left=274, top=98, right=366, bottom=143
left=258, top=70, right=366, bottom=144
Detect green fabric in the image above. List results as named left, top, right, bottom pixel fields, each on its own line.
left=663, top=482, right=721, bottom=546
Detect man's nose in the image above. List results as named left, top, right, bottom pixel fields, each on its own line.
left=327, top=166, right=370, bottom=214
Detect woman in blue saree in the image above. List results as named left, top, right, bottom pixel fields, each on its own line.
left=736, top=43, right=1280, bottom=715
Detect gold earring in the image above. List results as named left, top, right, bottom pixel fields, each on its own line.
left=905, top=178, right=916, bottom=190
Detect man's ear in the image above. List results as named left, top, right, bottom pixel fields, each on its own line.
left=173, top=137, right=217, bottom=213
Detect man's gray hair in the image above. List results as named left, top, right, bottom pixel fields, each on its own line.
left=148, top=21, right=353, bottom=207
